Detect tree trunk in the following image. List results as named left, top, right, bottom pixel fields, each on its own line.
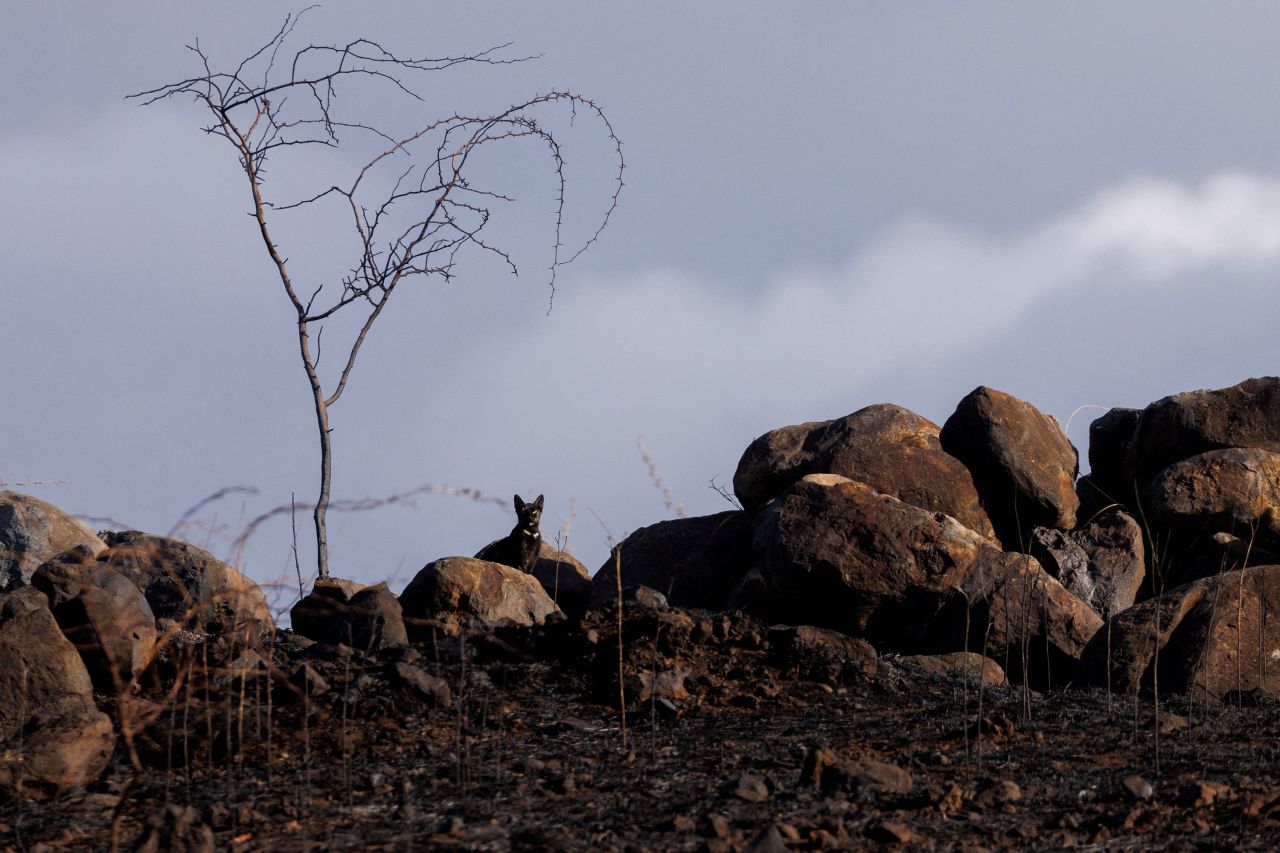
left=312, top=389, right=333, bottom=580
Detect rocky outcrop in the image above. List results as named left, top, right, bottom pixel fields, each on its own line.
left=940, top=387, right=1079, bottom=547
left=290, top=579, right=407, bottom=651
left=400, top=557, right=561, bottom=630
left=0, top=586, right=115, bottom=799
left=0, top=492, right=106, bottom=591
left=752, top=475, right=1101, bottom=678
left=591, top=512, right=754, bottom=611
left=1081, top=564, right=1280, bottom=701
left=733, top=404, right=995, bottom=539
left=31, top=546, right=157, bottom=692
left=1127, top=377, right=1280, bottom=490
left=530, top=542, right=592, bottom=618
left=97, top=532, right=272, bottom=640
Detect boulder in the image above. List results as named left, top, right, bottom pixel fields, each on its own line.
left=1071, top=509, right=1146, bottom=616
left=1081, top=564, right=1280, bottom=701
left=1030, top=509, right=1145, bottom=618
left=894, top=652, right=1007, bottom=686
left=753, top=476, right=1101, bottom=680
left=399, top=557, right=561, bottom=629
left=939, top=386, right=1079, bottom=546
left=591, top=511, right=754, bottom=611
left=1084, top=407, right=1143, bottom=505
left=290, top=579, right=407, bottom=651
left=0, top=492, right=105, bottom=591
left=31, top=546, right=158, bottom=692
left=733, top=404, right=995, bottom=538
left=97, top=531, right=272, bottom=640
left=1142, top=448, right=1280, bottom=556
left=1128, top=377, right=1280, bottom=490
left=0, top=586, right=115, bottom=799
left=530, top=541, right=592, bottom=618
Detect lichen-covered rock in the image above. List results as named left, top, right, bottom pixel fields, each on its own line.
left=0, top=492, right=105, bottom=591
left=733, top=404, right=995, bottom=538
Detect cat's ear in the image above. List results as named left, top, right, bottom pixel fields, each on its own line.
left=532, top=495, right=544, bottom=510
left=514, top=494, right=525, bottom=511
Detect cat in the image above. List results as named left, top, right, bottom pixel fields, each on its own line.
left=475, top=494, right=543, bottom=573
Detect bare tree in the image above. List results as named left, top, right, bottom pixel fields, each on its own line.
left=131, top=11, right=623, bottom=579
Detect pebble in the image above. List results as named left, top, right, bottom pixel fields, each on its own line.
left=1122, top=774, right=1154, bottom=801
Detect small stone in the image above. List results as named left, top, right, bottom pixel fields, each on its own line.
left=391, top=662, right=452, bottom=707
left=1177, top=781, right=1217, bottom=808
left=996, top=780, right=1022, bottom=802
left=671, top=814, right=696, bottom=832
left=733, top=773, right=770, bottom=802
left=1123, top=774, right=1154, bottom=801
left=706, top=813, right=732, bottom=839
left=287, top=664, right=329, bottom=698
left=743, top=824, right=792, bottom=853
left=867, top=821, right=914, bottom=844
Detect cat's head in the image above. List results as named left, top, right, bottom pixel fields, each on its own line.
left=514, top=494, right=544, bottom=531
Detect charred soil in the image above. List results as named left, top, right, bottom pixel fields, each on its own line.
left=5, top=602, right=1280, bottom=851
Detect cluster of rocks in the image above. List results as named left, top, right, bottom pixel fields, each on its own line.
left=5, top=376, right=1280, bottom=804
left=597, top=377, right=1280, bottom=699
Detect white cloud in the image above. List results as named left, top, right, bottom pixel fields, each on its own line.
left=1054, top=173, right=1280, bottom=276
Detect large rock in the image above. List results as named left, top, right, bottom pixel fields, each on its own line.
left=733, top=404, right=995, bottom=538
left=939, top=387, right=1079, bottom=547
left=32, top=546, right=158, bottom=692
left=1072, top=509, right=1146, bottom=616
left=1142, top=448, right=1280, bottom=549
left=1084, top=407, right=1143, bottom=505
left=97, top=532, right=272, bottom=639
left=0, top=492, right=106, bottom=591
left=753, top=475, right=1101, bottom=678
left=399, top=557, right=561, bottom=629
left=0, top=586, right=115, bottom=799
left=1128, top=377, right=1280, bottom=490
left=591, top=512, right=754, bottom=611
left=1081, top=564, right=1280, bottom=701
left=1030, top=509, right=1145, bottom=618
left=290, top=579, right=407, bottom=651
left=530, top=541, right=592, bottom=618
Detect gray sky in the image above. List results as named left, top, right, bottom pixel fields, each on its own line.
left=5, top=3, right=1280, bottom=609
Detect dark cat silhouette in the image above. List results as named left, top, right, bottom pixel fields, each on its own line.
left=475, top=494, right=543, bottom=573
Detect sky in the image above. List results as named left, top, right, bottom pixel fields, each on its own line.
left=4, top=3, right=1280, bottom=614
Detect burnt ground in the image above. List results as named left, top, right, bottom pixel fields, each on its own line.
left=6, top=601, right=1280, bottom=852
